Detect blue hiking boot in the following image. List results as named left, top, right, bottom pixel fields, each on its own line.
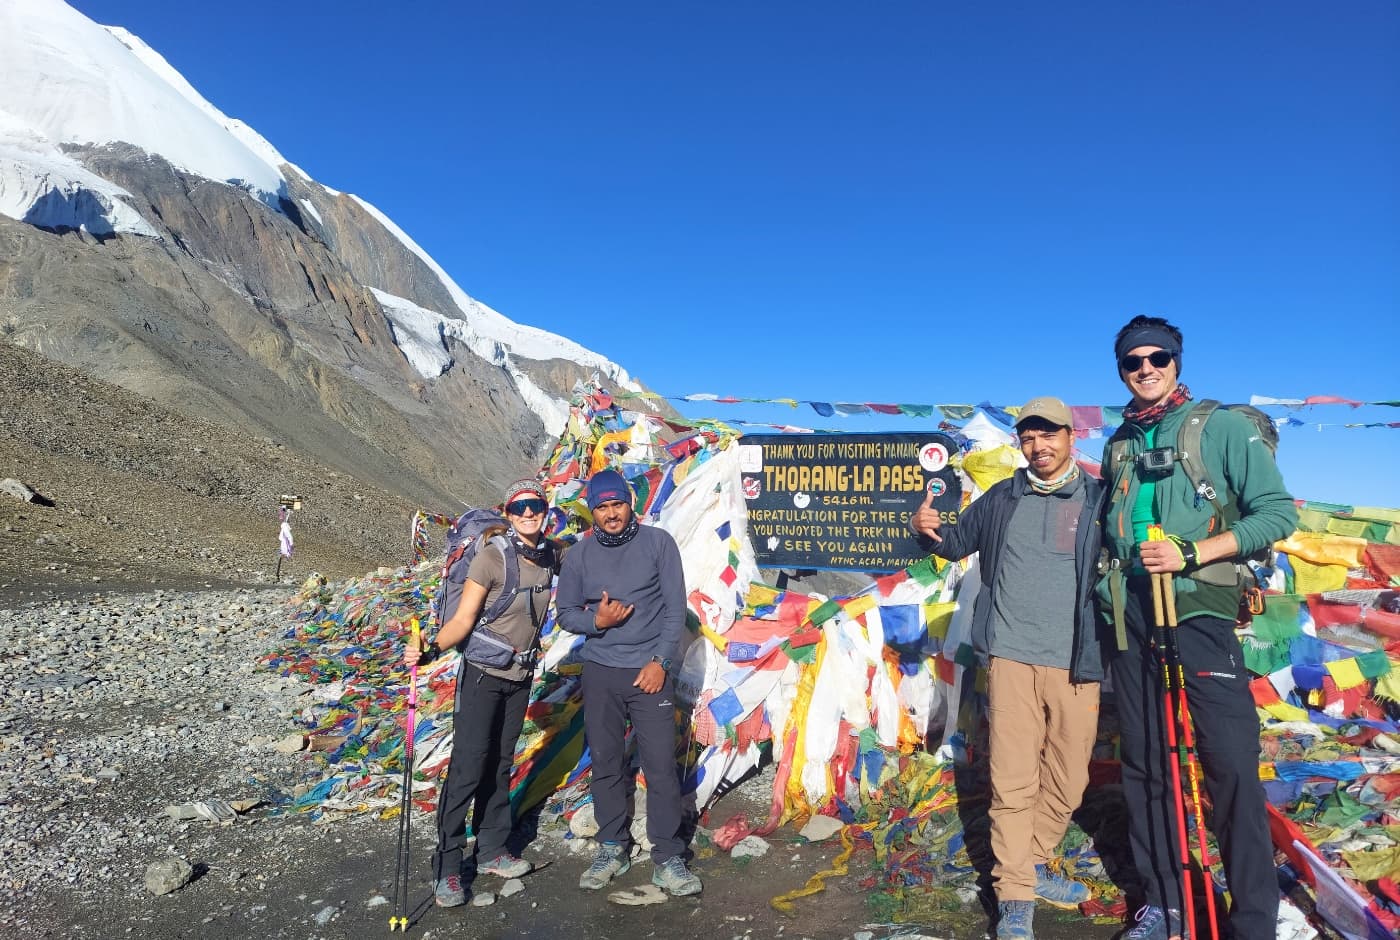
left=1124, top=905, right=1184, bottom=940
left=1034, top=863, right=1091, bottom=909
left=996, top=900, right=1035, bottom=939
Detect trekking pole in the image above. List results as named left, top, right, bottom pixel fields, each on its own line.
left=1161, top=569, right=1222, bottom=940
left=1147, top=527, right=1196, bottom=935
left=389, top=617, right=421, bottom=932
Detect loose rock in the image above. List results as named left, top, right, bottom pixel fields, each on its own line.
left=143, top=857, right=194, bottom=896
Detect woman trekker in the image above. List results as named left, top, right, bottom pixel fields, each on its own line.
left=405, top=479, right=559, bottom=907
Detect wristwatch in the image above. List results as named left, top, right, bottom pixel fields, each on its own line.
left=421, top=638, right=443, bottom=664
left=650, top=655, right=672, bottom=672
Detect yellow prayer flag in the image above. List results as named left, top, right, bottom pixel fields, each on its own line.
left=1262, top=701, right=1309, bottom=722
left=1340, top=845, right=1400, bottom=882
left=699, top=622, right=729, bottom=651
left=1352, top=506, right=1400, bottom=525
left=589, top=429, right=633, bottom=474
left=1275, top=532, right=1367, bottom=569
left=1288, top=555, right=1349, bottom=595
left=1374, top=667, right=1400, bottom=703
left=843, top=595, right=877, bottom=618
left=924, top=601, right=956, bottom=640
left=745, top=582, right=782, bottom=610
left=1324, top=657, right=1367, bottom=691
left=963, top=444, right=1020, bottom=493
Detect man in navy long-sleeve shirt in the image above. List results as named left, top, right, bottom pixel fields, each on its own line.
left=556, top=468, right=700, bottom=897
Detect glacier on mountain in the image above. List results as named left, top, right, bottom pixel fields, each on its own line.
left=1, top=0, right=644, bottom=434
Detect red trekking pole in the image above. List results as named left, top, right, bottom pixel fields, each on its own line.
left=389, top=618, right=421, bottom=931
left=1148, top=527, right=1220, bottom=940
left=1161, top=563, right=1221, bottom=940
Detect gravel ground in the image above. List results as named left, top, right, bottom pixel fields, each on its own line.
left=0, top=586, right=1129, bottom=940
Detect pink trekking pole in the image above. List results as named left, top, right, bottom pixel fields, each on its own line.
left=389, top=618, right=421, bottom=931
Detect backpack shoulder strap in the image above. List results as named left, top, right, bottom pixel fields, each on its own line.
left=1103, top=424, right=1138, bottom=492
left=478, top=534, right=520, bottom=626
left=1175, top=398, right=1227, bottom=520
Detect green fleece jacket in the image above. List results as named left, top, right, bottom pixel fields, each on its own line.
left=1099, top=399, right=1299, bottom=621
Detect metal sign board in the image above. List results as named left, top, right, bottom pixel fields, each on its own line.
left=738, top=432, right=962, bottom=572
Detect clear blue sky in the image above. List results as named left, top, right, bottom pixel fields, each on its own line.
left=72, top=1, right=1399, bottom=507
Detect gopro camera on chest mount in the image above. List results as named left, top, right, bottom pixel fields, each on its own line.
left=1136, top=447, right=1176, bottom=477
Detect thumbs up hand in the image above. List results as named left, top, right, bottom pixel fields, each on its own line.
left=910, top=487, right=943, bottom=543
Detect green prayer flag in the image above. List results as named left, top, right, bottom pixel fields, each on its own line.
left=1251, top=596, right=1303, bottom=642
left=908, top=557, right=940, bottom=586
left=1318, top=786, right=1369, bottom=828
left=1243, top=637, right=1291, bottom=677
left=1356, top=649, right=1392, bottom=680
left=782, top=640, right=818, bottom=664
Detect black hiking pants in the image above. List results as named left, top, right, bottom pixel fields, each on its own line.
left=1112, top=577, right=1278, bottom=939
left=581, top=662, right=686, bottom=863
left=433, top=662, right=530, bottom=880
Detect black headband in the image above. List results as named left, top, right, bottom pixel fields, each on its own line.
left=1115, top=326, right=1181, bottom=363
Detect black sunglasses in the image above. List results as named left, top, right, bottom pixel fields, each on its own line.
left=505, top=498, right=548, bottom=516
left=1118, top=350, right=1175, bottom=372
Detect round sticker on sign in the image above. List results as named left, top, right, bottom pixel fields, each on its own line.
left=927, top=478, right=947, bottom=498
left=919, top=441, right=949, bottom=473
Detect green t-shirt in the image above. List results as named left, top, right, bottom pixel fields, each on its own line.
left=1130, top=425, right=1158, bottom=548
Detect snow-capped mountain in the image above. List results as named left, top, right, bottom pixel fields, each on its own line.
left=0, top=0, right=647, bottom=508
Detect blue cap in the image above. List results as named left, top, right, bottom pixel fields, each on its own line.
left=586, top=469, right=632, bottom=511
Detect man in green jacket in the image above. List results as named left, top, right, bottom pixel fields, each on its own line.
left=1099, top=315, right=1296, bottom=940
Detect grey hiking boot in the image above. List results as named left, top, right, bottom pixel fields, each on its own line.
left=996, top=900, right=1035, bottom=939
left=434, top=873, right=466, bottom=907
left=1123, top=905, right=1184, bottom=940
left=479, top=853, right=532, bottom=878
left=651, top=855, right=702, bottom=896
left=578, top=842, right=629, bottom=890
left=1034, top=863, right=1091, bottom=909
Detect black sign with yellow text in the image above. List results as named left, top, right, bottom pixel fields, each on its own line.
left=739, top=432, right=962, bottom=572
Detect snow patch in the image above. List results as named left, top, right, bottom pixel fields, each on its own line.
left=298, top=198, right=324, bottom=227
left=371, top=288, right=571, bottom=435
left=349, top=194, right=641, bottom=389
left=371, top=288, right=453, bottom=379
left=0, top=0, right=287, bottom=207
left=0, top=109, right=157, bottom=236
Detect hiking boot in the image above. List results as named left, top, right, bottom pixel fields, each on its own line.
left=479, top=852, right=532, bottom=878
left=996, top=900, right=1035, bottom=939
left=434, top=873, right=466, bottom=907
left=1034, top=863, right=1091, bottom=909
left=1124, top=905, right=1184, bottom=940
left=578, top=842, right=629, bottom=890
left=651, top=855, right=702, bottom=896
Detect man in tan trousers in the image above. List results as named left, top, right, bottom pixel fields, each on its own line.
left=911, top=397, right=1107, bottom=939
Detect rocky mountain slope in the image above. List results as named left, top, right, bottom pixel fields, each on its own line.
left=0, top=339, right=433, bottom=596
left=0, top=0, right=654, bottom=585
